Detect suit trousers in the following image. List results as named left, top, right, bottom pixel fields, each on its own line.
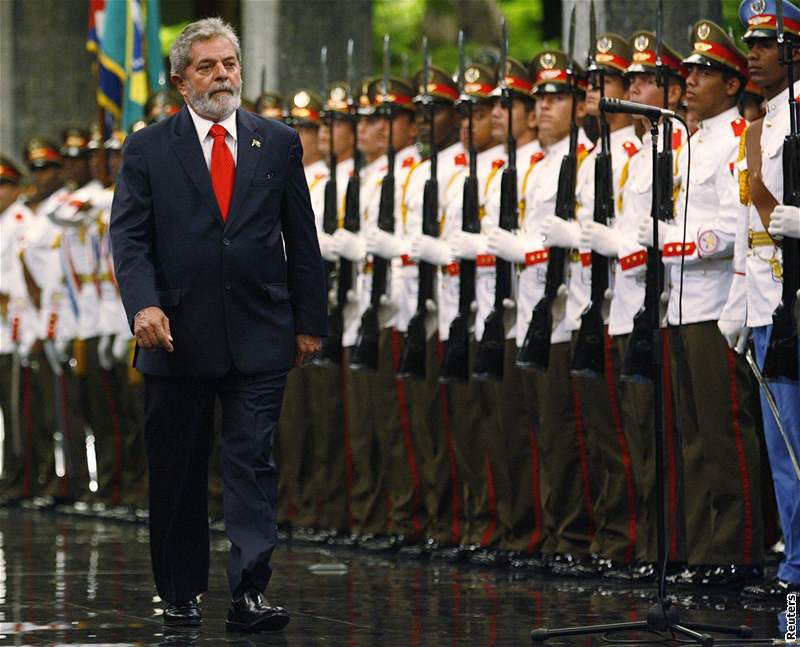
left=144, top=367, right=288, bottom=604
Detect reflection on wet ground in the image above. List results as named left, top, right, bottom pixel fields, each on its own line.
left=0, top=508, right=788, bottom=646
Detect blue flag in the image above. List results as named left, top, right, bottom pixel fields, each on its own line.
left=96, top=0, right=165, bottom=131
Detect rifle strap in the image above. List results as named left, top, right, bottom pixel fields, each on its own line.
left=400, top=160, right=426, bottom=229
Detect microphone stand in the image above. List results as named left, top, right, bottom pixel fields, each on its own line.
left=531, top=113, right=751, bottom=647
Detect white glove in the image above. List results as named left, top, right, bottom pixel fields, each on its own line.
left=637, top=218, right=680, bottom=250
left=449, top=231, right=486, bottom=260
left=318, top=232, right=339, bottom=262
left=332, top=229, right=366, bottom=262
left=487, top=228, right=527, bottom=263
left=365, top=229, right=409, bottom=258
left=346, top=289, right=359, bottom=304
left=112, top=334, right=132, bottom=362
left=410, top=234, right=452, bottom=265
left=768, top=205, right=800, bottom=239
left=552, top=284, right=569, bottom=328
left=580, top=221, right=622, bottom=258
left=718, top=319, right=750, bottom=354
left=541, top=215, right=581, bottom=248
left=425, top=298, right=437, bottom=313
left=97, top=335, right=113, bottom=371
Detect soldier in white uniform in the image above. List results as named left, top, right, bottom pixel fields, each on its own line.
left=0, top=157, right=38, bottom=500
left=402, top=64, right=463, bottom=555
left=561, top=33, right=643, bottom=578
left=276, top=89, right=332, bottom=536
left=18, top=138, right=78, bottom=502
left=49, top=128, right=125, bottom=507
left=349, top=77, right=425, bottom=552
left=479, top=58, right=546, bottom=565
left=494, top=49, right=594, bottom=574
left=725, top=0, right=800, bottom=600
left=582, top=34, right=689, bottom=575
left=649, top=20, right=764, bottom=587
left=440, top=62, right=508, bottom=560
left=315, top=82, right=359, bottom=544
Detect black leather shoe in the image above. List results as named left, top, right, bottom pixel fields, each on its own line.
left=468, top=547, right=510, bottom=568
left=603, top=560, right=655, bottom=582
left=695, top=564, right=763, bottom=587
left=548, top=552, right=582, bottom=577
left=163, top=599, right=202, bottom=627
left=226, top=591, right=289, bottom=633
left=742, top=577, right=800, bottom=600
left=430, top=544, right=470, bottom=563
left=509, top=552, right=549, bottom=573
left=665, top=564, right=701, bottom=586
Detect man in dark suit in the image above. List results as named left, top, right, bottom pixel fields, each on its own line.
left=110, top=17, right=327, bottom=633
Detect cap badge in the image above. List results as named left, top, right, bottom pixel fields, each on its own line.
left=750, top=0, right=766, bottom=13
left=634, top=34, right=649, bottom=52
left=465, top=67, right=480, bottom=83
left=597, top=36, right=613, bottom=54
left=540, top=52, right=556, bottom=69
left=294, top=91, right=310, bottom=108
left=697, top=23, right=711, bottom=40
left=331, top=86, right=346, bottom=102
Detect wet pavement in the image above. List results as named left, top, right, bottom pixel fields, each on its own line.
left=0, top=508, right=791, bottom=646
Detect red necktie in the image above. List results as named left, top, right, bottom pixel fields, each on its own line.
left=209, top=124, right=235, bottom=221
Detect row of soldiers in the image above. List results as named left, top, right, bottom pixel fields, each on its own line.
left=274, top=0, right=799, bottom=602
left=0, top=0, right=797, bottom=603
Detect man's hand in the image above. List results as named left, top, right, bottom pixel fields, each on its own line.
left=296, top=334, right=322, bottom=366
left=134, top=306, right=174, bottom=352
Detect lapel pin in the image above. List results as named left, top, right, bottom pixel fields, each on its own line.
left=251, top=138, right=261, bottom=148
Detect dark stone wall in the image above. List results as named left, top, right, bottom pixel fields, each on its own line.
left=11, top=0, right=96, bottom=154
left=276, top=0, right=373, bottom=94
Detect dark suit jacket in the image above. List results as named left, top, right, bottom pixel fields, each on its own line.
left=110, top=106, right=327, bottom=377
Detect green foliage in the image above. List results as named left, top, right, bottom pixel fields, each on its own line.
left=373, top=0, right=547, bottom=79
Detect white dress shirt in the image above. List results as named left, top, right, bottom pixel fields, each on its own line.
left=187, top=105, right=238, bottom=168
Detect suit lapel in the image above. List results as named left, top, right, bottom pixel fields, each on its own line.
left=226, top=109, right=263, bottom=229
left=170, top=107, right=224, bottom=223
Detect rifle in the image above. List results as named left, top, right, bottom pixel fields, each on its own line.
left=440, top=29, right=480, bottom=383
left=341, top=38, right=362, bottom=341
left=762, top=0, right=799, bottom=381
left=474, top=17, right=515, bottom=382
left=317, top=45, right=344, bottom=365
left=621, top=2, right=672, bottom=383
left=571, top=0, right=611, bottom=378
left=351, top=35, right=395, bottom=371
left=517, top=7, right=579, bottom=371
left=398, top=37, right=437, bottom=379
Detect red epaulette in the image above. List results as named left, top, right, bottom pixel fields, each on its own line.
left=672, top=130, right=683, bottom=150
left=402, top=156, right=416, bottom=168
left=622, top=141, right=639, bottom=158
left=730, top=117, right=746, bottom=138
left=492, top=158, right=505, bottom=169
left=531, top=151, right=545, bottom=164
left=455, top=152, right=467, bottom=166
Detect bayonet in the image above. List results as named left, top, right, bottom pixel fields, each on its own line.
left=567, top=4, right=576, bottom=75
left=346, top=38, right=355, bottom=107
left=383, top=33, right=391, bottom=109
left=588, top=0, right=597, bottom=70
left=458, top=29, right=466, bottom=97
left=499, top=17, right=508, bottom=91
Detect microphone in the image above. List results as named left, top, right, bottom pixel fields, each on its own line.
left=599, top=97, right=676, bottom=120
